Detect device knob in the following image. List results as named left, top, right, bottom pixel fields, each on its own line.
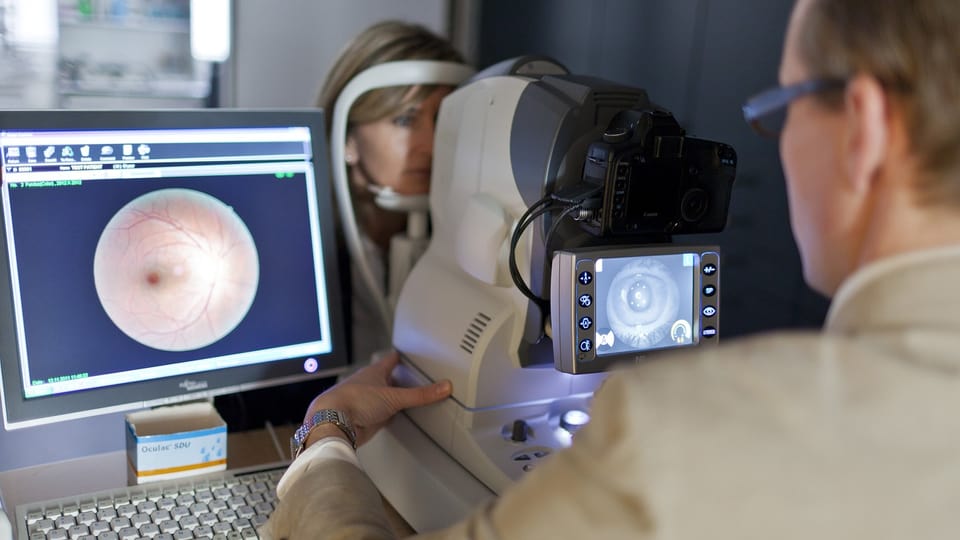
left=602, top=127, right=630, bottom=143
left=510, top=419, right=529, bottom=442
left=560, top=409, right=591, bottom=434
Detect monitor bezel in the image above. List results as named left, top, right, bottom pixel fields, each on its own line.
left=0, top=109, right=350, bottom=430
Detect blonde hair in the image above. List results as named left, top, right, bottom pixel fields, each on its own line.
left=797, top=0, right=960, bottom=202
left=317, top=20, right=465, bottom=134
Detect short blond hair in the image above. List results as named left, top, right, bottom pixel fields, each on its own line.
left=797, top=0, right=960, bottom=202
left=317, top=20, right=465, bottom=134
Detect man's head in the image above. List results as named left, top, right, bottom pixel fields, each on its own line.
left=770, top=0, right=960, bottom=295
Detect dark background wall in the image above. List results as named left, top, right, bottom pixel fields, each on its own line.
left=476, top=0, right=829, bottom=338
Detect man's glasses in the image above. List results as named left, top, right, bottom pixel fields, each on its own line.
left=742, top=78, right=847, bottom=138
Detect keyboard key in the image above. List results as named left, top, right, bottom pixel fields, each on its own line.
left=197, top=512, right=218, bottom=527
left=137, top=500, right=158, bottom=514
left=158, top=497, right=177, bottom=511
left=29, top=533, right=45, bottom=540
left=176, top=494, right=196, bottom=507
left=254, top=502, right=273, bottom=516
left=31, top=518, right=55, bottom=534
left=97, top=508, right=118, bottom=521
left=173, top=530, right=195, bottom=540
left=208, top=500, right=228, bottom=513
left=251, top=515, right=268, bottom=528
left=47, top=528, right=68, bottom=540
left=195, top=490, right=214, bottom=504
left=67, top=524, right=89, bottom=538
left=62, top=503, right=80, bottom=516
left=236, top=506, right=255, bottom=520
left=89, top=520, right=110, bottom=536
left=130, top=512, right=152, bottom=528
left=212, top=522, right=233, bottom=535
left=99, top=531, right=119, bottom=540
left=77, top=511, right=97, bottom=526
left=116, top=504, right=137, bottom=518
left=139, top=522, right=161, bottom=537
left=117, top=526, right=139, bottom=540
left=180, top=515, right=200, bottom=530
left=216, top=509, right=237, bottom=523
left=241, top=528, right=258, bottom=539
left=55, top=515, right=76, bottom=529
left=110, top=517, right=131, bottom=531
left=26, top=509, right=44, bottom=524
left=190, top=502, right=210, bottom=516
left=171, top=506, right=190, bottom=521
left=152, top=509, right=172, bottom=524
left=159, top=519, right=180, bottom=534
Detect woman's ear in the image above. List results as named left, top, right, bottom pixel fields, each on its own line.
left=344, top=134, right=358, bottom=165
left=843, top=74, right=889, bottom=194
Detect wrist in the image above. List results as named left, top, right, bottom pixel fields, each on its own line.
left=303, top=422, right=350, bottom=450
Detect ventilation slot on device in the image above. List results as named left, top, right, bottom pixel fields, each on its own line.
left=459, top=312, right=492, bottom=354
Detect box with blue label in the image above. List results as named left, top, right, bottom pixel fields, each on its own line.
left=126, top=402, right=227, bottom=485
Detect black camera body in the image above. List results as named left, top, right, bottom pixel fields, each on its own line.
left=579, top=108, right=737, bottom=237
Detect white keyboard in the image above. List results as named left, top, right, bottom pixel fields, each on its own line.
left=15, top=464, right=287, bottom=540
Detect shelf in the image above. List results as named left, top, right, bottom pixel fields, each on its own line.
left=59, top=19, right=189, bottom=33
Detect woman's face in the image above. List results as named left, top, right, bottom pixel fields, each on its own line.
left=346, top=85, right=454, bottom=196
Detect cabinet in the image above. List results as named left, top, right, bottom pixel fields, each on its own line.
left=57, top=0, right=209, bottom=107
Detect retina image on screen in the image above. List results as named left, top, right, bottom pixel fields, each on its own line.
left=0, top=110, right=349, bottom=429
left=592, top=252, right=697, bottom=356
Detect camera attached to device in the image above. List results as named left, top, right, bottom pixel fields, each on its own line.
left=545, top=106, right=736, bottom=374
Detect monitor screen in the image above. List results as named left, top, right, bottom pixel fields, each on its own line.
left=0, top=109, right=349, bottom=429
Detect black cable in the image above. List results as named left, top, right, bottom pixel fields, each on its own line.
left=508, top=195, right=556, bottom=311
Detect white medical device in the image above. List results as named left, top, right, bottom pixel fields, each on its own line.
left=358, top=57, right=737, bottom=531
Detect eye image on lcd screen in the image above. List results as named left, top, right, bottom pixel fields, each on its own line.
left=595, top=253, right=695, bottom=355
left=92, top=188, right=260, bottom=352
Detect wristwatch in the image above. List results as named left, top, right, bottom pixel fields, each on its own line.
left=290, top=409, right=357, bottom=458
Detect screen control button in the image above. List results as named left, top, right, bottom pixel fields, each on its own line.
left=702, top=327, right=717, bottom=338
left=578, top=294, right=592, bottom=308
left=578, top=316, right=593, bottom=330
left=703, top=284, right=716, bottom=297
left=702, top=306, right=717, bottom=317
left=578, top=271, right=593, bottom=285
left=578, top=338, right=593, bottom=352
left=702, top=263, right=717, bottom=276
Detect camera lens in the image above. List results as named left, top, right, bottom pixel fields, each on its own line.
left=680, top=188, right=709, bottom=222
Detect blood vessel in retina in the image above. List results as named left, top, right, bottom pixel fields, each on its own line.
left=93, top=188, right=260, bottom=351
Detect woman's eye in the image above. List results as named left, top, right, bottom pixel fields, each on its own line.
left=392, top=112, right=417, bottom=127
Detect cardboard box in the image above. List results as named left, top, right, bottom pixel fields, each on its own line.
left=126, top=402, right=227, bottom=485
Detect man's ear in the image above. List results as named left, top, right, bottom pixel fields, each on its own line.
left=843, top=74, right=889, bottom=194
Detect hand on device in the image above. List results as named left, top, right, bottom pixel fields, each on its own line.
left=304, top=350, right=452, bottom=448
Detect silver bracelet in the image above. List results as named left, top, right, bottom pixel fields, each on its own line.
left=290, top=409, right=357, bottom=458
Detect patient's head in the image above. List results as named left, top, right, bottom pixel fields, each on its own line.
left=318, top=21, right=464, bottom=249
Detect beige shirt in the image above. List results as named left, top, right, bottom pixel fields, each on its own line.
left=263, top=245, right=960, bottom=539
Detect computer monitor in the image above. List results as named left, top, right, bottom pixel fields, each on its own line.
left=0, top=109, right=349, bottom=430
